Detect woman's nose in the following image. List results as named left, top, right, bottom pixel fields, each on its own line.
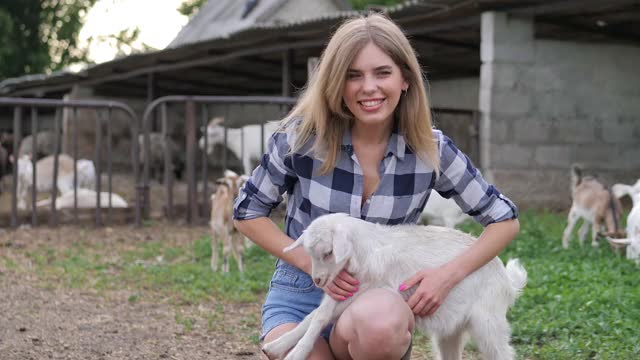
left=362, top=75, right=377, bottom=93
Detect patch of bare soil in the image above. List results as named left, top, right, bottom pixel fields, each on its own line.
left=0, top=224, right=263, bottom=360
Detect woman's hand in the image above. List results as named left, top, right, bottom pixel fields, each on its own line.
left=324, top=270, right=359, bottom=301
left=399, top=266, right=457, bottom=317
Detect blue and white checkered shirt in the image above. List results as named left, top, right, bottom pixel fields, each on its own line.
left=233, top=125, right=518, bottom=242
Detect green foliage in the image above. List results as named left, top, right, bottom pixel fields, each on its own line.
left=0, top=0, right=97, bottom=79
left=461, top=211, right=640, bottom=358
left=178, top=0, right=207, bottom=18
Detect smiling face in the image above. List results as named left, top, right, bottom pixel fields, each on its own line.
left=342, top=42, right=408, bottom=128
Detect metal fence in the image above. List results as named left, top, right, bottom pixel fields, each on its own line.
left=0, top=97, right=138, bottom=228
left=137, top=95, right=297, bottom=226
left=0, top=96, right=479, bottom=229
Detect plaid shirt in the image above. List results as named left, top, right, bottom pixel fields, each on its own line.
left=233, top=125, right=518, bottom=242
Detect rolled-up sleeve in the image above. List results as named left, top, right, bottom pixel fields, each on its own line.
left=233, top=130, right=297, bottom=220
left=433, top=132, right=518, bottom=226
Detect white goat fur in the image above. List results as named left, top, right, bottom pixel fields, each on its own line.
left=36, top=188, right=128, bottom=209
left=263, top=213, right=527, bottom=360
left=609, top=180, right=640, bottom=263
left=198, top=117, right=279, bottom=176
left=210, top=170, right=250, bottom=272
left=420, top=191, right=470, bottom=228
left=16, top=154, right=96, bottom=210
left=562, top=165, right=624, bottom=249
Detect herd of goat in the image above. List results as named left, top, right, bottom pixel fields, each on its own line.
left=0, top=117, right=638, bottom=268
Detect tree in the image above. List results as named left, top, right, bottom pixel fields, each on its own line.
left=0, top=0, right=97, bottom=80
left=178, top=0, right=207, bottom=19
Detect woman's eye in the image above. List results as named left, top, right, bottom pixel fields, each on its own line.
left=346, top=73, right=360, bottom=79
left=377, top=71, right=391, bottom=77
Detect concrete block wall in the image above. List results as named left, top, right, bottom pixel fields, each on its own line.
left=429, top=77, right=479, bottom=111
left=480, top=12, right=640, bottom=209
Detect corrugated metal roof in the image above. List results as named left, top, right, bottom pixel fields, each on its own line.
left=168, top=0, right=352, bottom=49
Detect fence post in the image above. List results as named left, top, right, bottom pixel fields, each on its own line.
left=185, top=100, right=197, bottom=224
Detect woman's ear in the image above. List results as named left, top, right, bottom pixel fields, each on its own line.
left=283, top=235, right=304, bottom=253
left=332, top=225, right=353, bottom=263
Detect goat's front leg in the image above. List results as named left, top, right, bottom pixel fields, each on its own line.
left=262, top=297, right=338, bottom=360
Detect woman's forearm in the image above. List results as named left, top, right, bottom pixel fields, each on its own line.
left=444, top=218, right=520, bottom=285
left=234, top=217, right=311, bottom=273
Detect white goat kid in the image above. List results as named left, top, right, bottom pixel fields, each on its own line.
left=198, top=117, right=279, bottom=176
left=36, top=188, right=128, bottom=209
left=16, top=154, right=96, bottom=210
left=609, top=180, right=640, bottom=263
left=263, top=213, right=527, bottom=360
left=210, top=170, right=250, bottom=272
left=420, top=191, right=470, bottom=228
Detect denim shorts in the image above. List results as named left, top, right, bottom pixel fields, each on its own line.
left=261, top=262, right=333, bottom=342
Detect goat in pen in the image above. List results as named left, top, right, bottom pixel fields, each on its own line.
left=262, top=213, right=527, bottom=360
left=210, top=170, right=249, bottom=272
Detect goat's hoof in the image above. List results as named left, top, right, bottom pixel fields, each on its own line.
left=262, top=339, right=289, bottom=359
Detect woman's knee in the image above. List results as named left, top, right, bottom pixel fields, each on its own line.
left=347, top=289, right=414, bottom=350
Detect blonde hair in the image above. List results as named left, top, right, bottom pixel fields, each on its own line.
left=283, top=13, right=439, bottom=174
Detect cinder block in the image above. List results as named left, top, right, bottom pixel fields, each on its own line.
left=490, top=143, right=533, bottom=168
left=534, top=145, right=571, bottom=168
left=491, top=91, right=532, bottom=116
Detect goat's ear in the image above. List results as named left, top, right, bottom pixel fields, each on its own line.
left=611, top=184, right=631, bottom=199
left=283, top=236, right=304, bottom=253
left=332, top=225, right=352, bottom=263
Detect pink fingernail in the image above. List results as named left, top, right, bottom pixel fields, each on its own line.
left=340, top=296, right=346, bottom=301
left=354, top=287, right=359, bottom=292
left=348, top=292, right=353, bottom=297
left=399, top=284, right=406, bottom=291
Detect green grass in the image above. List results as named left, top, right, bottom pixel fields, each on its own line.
left=18, top=211, right=640, bottom=358
left=460, top=211, right=640, bottom=359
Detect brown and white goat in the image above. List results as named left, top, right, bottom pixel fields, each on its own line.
left=210, top=170, right=249, bottom=272
left=562, top=165, right=625, bottom=249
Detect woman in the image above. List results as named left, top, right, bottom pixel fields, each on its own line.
left=234, top=13, right=519, bottom=360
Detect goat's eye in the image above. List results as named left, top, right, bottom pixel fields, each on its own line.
left=323, top=251, right=333, bottom=260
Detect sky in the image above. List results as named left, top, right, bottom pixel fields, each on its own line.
left=78, top=0, right=189, bottom=64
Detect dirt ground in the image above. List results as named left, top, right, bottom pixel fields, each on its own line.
left=0, top=224, right=263, bottom=360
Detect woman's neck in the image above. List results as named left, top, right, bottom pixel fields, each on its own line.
left=351, top=121, right=393, bottom=146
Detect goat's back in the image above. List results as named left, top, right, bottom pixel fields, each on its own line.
left=353, top=224, right=518, bottom=335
